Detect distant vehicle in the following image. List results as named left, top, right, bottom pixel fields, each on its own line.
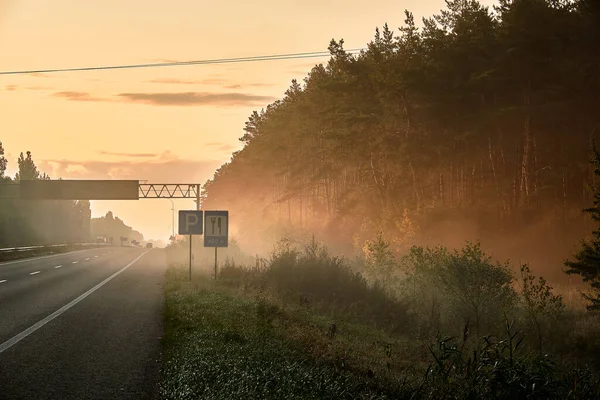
left=146, top=243, right=153, bottom=248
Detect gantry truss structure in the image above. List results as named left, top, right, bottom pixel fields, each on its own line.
left=138, top=184, right=201, bottom=199
left=0, top=182, right=203, bottom=201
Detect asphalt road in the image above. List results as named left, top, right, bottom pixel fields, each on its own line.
left=0, top=246, right=165, bottom=400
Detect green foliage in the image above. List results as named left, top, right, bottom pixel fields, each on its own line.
left=519, top=264, right=565, bottom=353
left=14, top=151, right=39, bottom=181
left=162, top=249, right=600, bottom=399
left=0, top=141, right=7, bottom=178
left=565, top=142, right=600, bottom=310
left=263, top=237, right=410, bottom=330
left=420, top=319, right=600, bottom=399
left=362, top=231, right=398, bottom=285
left=398, top=246, right=450, bottom=337
left=160, top=270, right=392, bottom=399
left=399, top=242, right=516, bottom=338
left=442, top=243, right=517, bottom=336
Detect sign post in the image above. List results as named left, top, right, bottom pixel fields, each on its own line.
left=203, top=210, right=229, bottom=280
left=178, top=210, right=203, bottom=281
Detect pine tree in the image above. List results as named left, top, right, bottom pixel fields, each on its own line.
left=564, top=141, right=600, bottom=310
left=0, top=141, right=7, bottom=179
left=14, top=151, right=39, bottom=181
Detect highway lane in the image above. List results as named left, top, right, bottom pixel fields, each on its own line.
left=0, top=247, right=165, bottom=400
left=0, top=247, right=134, bottom=341
left=0, top=246, right=115, bottom=280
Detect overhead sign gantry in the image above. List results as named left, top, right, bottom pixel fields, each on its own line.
left=0, top=180, right=204, bottom=200
left=0, top=180, right=229, bottom=281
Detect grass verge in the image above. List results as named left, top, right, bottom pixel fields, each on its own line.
left=159, top=266, right=411, bottom=399
left=160, top=262, right=600, bottom=399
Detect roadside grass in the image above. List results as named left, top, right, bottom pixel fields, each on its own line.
left=160, top=240, right=600, bottom=399
left=160, top=266, right=404, bottom=399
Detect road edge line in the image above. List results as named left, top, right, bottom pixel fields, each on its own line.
left=0, top=250, right=151, bottom=354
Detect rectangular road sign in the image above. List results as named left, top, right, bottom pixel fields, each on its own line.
left=19, top=180, right=140, bottom=200
left=204, top=210, right=228, bottom=247
left=178, top=210, right=204, bottom=235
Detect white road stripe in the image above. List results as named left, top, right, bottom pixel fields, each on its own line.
left=0, top=280, right=6, bottom=283
left=0, top=250, right=150, bottom=354
left=29, top=271, right=41, bottom=275
left=72, top=261, right=78, bottom=264
left=54, top=265, right=63, bottom=269
left=85, top=258, right=90, bottom=261
left=0, top=249, right=98, bottom=266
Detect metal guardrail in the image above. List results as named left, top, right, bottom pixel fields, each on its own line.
left=0, top=243, right=106, bottom=254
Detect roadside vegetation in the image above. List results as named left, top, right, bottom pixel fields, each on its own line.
left=160, top=138, right=600, bottom=398
left=161, top=235, right=600, bottom=399
left=160, top=1, right=600, bottom=397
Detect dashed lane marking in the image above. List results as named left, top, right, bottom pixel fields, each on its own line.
left=0, top=250, right=151, bottom=354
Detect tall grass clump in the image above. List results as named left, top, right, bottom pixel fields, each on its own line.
left=419, top=318, right=600, bottom=399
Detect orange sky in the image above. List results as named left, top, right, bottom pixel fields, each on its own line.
left=0, top=0, right=497, bottom=242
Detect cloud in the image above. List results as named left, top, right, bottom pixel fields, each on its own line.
left=205, top=142, right=238, bottom=152
left=247, top=82, right=277, bottom=87
left=51, top=91, right=108, bottom=102
left=98, top=151, right=158, bottom=158
left=118, top=92, right=276, bottom=106
left=4, top=85, right=54, bottom=92
left=147, top=78, right=205, bottom=85
left=38, top=151, right=222, bottom=183
left=26, top=86, right=53, bottom=91
left=48, top=88, right=276, bottom=107
left=201, top=78, right=226, bottom=85
left=147, top=78, right=275, bottom=89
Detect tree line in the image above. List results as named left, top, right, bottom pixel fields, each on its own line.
left=0, top=142, right=143, bottom=247
left=200, top=0, right=600, bottom=275
left=90, top=211, right=144, bottom=244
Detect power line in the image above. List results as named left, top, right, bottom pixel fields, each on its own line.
left=0, top=49, right=365, bottom=76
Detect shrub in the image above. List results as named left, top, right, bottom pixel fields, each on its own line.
left=398, top=242, right=516, bottom=339
left=518, top=264, right=566, bottom=354
left=362, top=231, right=398, bottom=286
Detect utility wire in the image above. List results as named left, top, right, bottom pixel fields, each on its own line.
left=0, top=49, right=365, bottom=76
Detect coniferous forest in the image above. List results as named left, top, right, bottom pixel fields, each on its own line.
left=200, top=0, right=600, bottom=283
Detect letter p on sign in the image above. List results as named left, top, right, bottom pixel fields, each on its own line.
left=178, top=210, right=203, bottom=235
